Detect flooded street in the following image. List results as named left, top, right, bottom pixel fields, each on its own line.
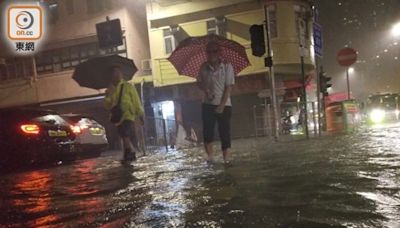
left=1, top=124, right=400, bottom=228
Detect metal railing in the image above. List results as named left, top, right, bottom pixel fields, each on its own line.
left=141, top=116, right=204, bottom=152
left=253, top=101, right=321, bottom=138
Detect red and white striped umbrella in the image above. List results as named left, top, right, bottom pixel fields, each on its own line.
left=168, top=34, right=250, bottom=78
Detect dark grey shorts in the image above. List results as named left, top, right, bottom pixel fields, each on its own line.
left=202, top=104, right=232, bottom=150
left=117, top=120, right=134, bottom=138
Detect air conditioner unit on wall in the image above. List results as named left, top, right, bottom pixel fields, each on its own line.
left=141, top=59, right=152, bottom=72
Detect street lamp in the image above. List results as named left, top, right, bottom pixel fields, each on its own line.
left=391, top=22, right=400, bottom=37
left=348, top=67, right=355, bottom=74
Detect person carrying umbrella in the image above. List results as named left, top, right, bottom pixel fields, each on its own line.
left=168, top=34, right=250, bottom=163
left=104, top=65, right=144, bottom=162
left=197, top=41, right=235, bottom=164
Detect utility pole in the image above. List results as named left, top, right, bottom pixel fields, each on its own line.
left=313, top=7, right=323, bottom=136
left=316, top=61, right=322, bottom=136
left=298, top=18, right=309, bottom=139
left=264, top=4, right=279, bottom=141
left=346, top=67, right=351, bottom=99
left=319, top=66, right=329, bottom=132
left=140, top=79, right=147, bottom=155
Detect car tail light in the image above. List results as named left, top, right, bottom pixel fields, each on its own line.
left=70, top=125, right=81, bottom=134
left=20, top=124, right=40, bottom=135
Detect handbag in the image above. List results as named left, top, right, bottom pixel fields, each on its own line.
left=110, top=83, right=125, bottom=124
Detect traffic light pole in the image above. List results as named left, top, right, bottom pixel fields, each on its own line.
left=300, top=53, right=309, bottom=139
left=264, top=5, right=279, bottom=141
left=298, top=19, right=309, bottom=139
left=316, top=62, right=322, bottom=137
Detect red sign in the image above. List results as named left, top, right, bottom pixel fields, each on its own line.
left=336, top=48, right=357, bottom=67
left=325, top=92, right=349, bottom=105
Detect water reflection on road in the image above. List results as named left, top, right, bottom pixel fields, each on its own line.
left=0, top=124, right=399, bottom=227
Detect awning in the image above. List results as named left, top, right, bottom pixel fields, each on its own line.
left=283, top=75, right=314, bottom=90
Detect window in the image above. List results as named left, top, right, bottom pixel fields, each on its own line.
left=163, top=29, right=176, bottom=55
left=66, top=0, right=74, bottom=15
left=39, top=0, right=58, bottom=24
left=34, top=114, right=69, bottom=125
left=207, top=17, right=226, bottom=37
left=294, top=4, right=310, bottom=41
left=267, top=4, right=278, bottom=38
left=48, top=1, right=59, bottom=24
left=0, top=58, right=34, bottom=81
left=35, top=38, right=128, bottom=75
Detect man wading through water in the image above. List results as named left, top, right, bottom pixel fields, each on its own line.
left=197, top=41, right=235, bottom=164
left=105, top=66, right=144, bottom=163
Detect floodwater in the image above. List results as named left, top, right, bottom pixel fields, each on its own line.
left=1, top=124, right=400, bottom=227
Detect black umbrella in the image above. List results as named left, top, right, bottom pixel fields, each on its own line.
left=72, top=55, right=138, bottom=90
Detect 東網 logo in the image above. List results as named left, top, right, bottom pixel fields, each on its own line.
left=8, top=6, right=43, bottom=40
left=16, top=11, right=35, bottom=29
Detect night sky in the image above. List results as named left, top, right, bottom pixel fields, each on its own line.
left=317, top=0, right=400, bottom=99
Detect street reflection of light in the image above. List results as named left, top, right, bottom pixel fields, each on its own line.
left=134, top=149, right=196, bottom=227
left=12, top=171, right=58, bottom=226
left=67, top=160, right=100, bottom=196
left=376, top=55, right=380, bottom=59
left=384, top=49, right=388, bottom=53
left=65, top=160, right=105, bottom=225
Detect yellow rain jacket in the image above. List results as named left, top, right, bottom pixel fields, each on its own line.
left=104, top=80, right=144, bottom=125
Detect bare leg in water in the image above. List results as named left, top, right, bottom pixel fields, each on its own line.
left=205, top=142, right=214, bottom=162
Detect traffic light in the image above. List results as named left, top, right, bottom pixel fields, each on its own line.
left=249, top=24, right=265, bottom=57
left=319, top=71, right=332, bottom=96
left=96, top=19, right=123, bottom=49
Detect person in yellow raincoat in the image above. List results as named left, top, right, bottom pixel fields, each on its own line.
left=104, top=66, right=144, bottom=162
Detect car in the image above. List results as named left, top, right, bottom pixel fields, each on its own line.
left=0, top=108, right=77, bottom=169
left=366, top=93, right=400, bottom=124
left=61, top=114, right=108, bottom=156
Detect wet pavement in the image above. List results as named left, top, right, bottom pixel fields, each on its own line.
left=1, top=124, right=400, bottom=227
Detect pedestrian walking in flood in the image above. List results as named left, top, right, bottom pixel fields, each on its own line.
left=197, top=41, right=235, bottom=163
left=104, top=65, right=144, bottom=163
left=167, top=34, right=249, bottom=163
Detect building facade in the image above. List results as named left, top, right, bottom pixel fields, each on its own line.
left=0, top=0, right=151, bottom=108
